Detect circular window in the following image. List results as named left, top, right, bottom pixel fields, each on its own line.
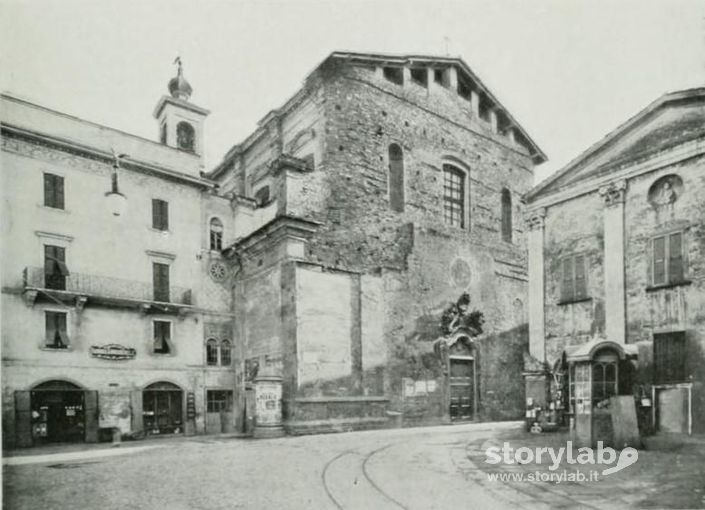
left=209, top=261, right=228, bottom=282
left=450, top=258, right=472, bottom=288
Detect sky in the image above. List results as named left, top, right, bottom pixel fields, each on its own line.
left=1, top=0, right=703, bottom=184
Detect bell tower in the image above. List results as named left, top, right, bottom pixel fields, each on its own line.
left=154, top=57, right=209, bottom=157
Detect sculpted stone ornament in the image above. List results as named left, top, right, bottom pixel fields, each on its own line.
left=440, top=292, right=485, bottom=337
left=525, top=208, right=546, bottom=231
left=599, top=180, right=627, bottom=207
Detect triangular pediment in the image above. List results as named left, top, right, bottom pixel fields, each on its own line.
left=528, top=88, right=705, bottom=201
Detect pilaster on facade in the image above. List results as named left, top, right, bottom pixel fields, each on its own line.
left=600, top=179, right=627, bottom=344
left=526, top=207, right=546, bottom=362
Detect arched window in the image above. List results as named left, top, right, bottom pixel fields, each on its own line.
left=501, top=188, right=512, bottom=242
left=388, top=144, right=404, bottom=212
left=220, top=340, right=232, bottom=366
left=206, top=339, right=219, bottom=366
left=442, top=164, right=467, bottom=228
left=176, top=122, right=195, bottom=152
left=209, top=218, right=223, bottom=251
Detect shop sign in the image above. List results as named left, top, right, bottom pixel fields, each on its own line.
left=90, top=344, right=136, bottom=360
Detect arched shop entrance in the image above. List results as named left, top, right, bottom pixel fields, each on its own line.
left=143, top=381, right=184, bottom=435
left=14, top=380, right=98, bottom=447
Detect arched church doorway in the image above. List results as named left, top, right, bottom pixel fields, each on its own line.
left=143, top=381, right=184, bottom=435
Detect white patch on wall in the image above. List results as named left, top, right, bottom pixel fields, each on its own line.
left=296, top=267, right=352, bottom=386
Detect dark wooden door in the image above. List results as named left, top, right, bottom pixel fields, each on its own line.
left=450, top=358, right=474, bottom=421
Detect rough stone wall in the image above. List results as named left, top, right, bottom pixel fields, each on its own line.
left=304, top=61, right=534, bottom=421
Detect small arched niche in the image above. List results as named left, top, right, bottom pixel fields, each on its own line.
left=648, top=174, right=683, bottom=207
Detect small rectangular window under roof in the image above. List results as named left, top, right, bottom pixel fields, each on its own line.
left=383, top=66, right=404, bottom=86
left=410, top=68, right=427, bottom=87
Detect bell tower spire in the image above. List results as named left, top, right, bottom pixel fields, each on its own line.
left=154, top=56, right=209, bottom=157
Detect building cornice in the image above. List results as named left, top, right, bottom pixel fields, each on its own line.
left=525, top=136, right=705, bottom=212
left=1, top=124, right=217, bottom=190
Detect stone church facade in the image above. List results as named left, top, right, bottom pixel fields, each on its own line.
left=2, top=51, right=546, bottom=446
left=209, top=52, right=546, bottom=433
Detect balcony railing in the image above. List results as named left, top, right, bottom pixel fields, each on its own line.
left=23, top=267, right=192, bottom=306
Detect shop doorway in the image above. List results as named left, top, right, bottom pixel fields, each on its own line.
left=14, top=380, right=98, bottom=447
left=205, top=389, right=234, bottom=434
left=143, top=382, right=183, bottom=435
left=449, top=357, right=475, bottom=421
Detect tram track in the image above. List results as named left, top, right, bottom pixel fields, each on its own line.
left=321, top=442, right=407, bottom=510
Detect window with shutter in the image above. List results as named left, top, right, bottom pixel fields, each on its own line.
left=43, top=173, right=65, bottom=209
left=153, top=263, right=170, bottom=302
left=668, top=233, right=683, bottom=283
left=654, top=332, right=686, bottom=383
left=652, top=232, right=686, bottom=286
left=153, top=321, right=171, bottom=354
left=152, top=199, right=169, bottom=231
left=560, top=254, right=589, bottom=303
left=561, top=256, right=574, bottom=302
left=220, top=340, right=232, bottom=366
left=45, top=311, right=68, bottom=349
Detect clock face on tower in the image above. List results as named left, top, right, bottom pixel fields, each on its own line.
left=208, top=261, right=228, bottom=282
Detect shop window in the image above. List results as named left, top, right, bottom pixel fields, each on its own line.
left=652, top=232, right=685, bottom=286
left=442, top=164, right=466, bottom=229
left=45, top=311, right=69, bottom=349
left=501, top=188, right=512, bottom=242
left=44, top=245, right=69, bottom=290
left=220, top=340, right=232, bottom=366
left=152, top=262, right=170, bottom=302
left=560, top=254, right=588, bottom=303
left=206, top=339, right=218, bottom=366
left=153, top=320, right=171, bottom=354
left=383, top=66, right=404, bottom=86
left=654, top=332, right=687, bottom=384
left=152, top=199, right=169, bottom=231
left=206, top=390, right=233, bottom=413
left=388, top=144, right=404, bottom=212
left=43, top=173, right=65, bottom=210
left=176, top=122, right=195, bottom=152
left=209, top=218, right=224, bottom=251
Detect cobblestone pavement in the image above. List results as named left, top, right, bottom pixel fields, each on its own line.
left=3, top=422, right=704, bottom=509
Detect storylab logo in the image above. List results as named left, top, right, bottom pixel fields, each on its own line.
left=484, top=441, right=638, bottom=477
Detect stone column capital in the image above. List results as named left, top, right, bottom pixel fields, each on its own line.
left=525, top=207, right=546, bottom=231
left=599, top=180, right=627, bottom=207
